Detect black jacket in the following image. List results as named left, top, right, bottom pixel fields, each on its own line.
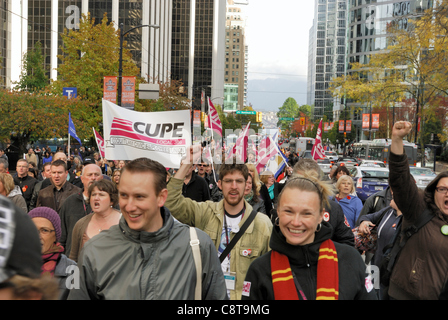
left=13, top=175, right=38, bottom=209
left=59, top=191, right=92, bottom=256
left=356, top=187, right=392, bottom=226
left=242, top=221, right=377, bottom=300
left=182, top=171, right=210, bottom=202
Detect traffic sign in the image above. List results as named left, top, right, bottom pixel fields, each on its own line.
left=236, top=110, right=256, bottom=115
left=63, top=87, right=77, bottom=99
left=279, top=117, right=294, bottom=121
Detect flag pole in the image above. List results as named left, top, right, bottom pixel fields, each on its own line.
left=68, top=112, right=71, bottom=158
left=207, top=97, right=217, bottom=180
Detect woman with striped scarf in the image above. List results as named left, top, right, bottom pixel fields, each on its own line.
left=241, top=172, right=377, bottom=300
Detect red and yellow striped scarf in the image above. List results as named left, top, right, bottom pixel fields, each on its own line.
left=271, top=239, right=339, bottom=300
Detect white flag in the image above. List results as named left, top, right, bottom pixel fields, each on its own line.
left=102, top=99, right=191, bottom=168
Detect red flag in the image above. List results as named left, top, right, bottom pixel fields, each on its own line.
left=93, top=128, right=105, bottom=159
left=207, top=97, right=222, bottom=137
left=255, top=135, right=278, bottom=173
left=312, top=119, right=325, bottom=160
left=231, top=122, right=251, bottom=164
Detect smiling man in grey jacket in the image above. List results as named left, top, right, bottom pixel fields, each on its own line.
left=68, top=158, right=227, bottom=300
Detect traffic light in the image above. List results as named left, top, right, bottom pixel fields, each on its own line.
left=300, top=117, right=305, bottom=125
left=201, top=112, right=205, bottom=122
left=256, top=112, right=262, bottom=123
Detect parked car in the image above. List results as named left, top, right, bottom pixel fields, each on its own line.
left=359, top=160, right=387, bottom=168
left=324, top=151, right=338, bottom=163
left=409, top=167, right=437, bottom=189
left=349, top=166, right=390, bottom=202
left=316, top=158, right=332, bottom=174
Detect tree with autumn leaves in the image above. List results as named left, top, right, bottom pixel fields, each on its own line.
left=1, top=13, right=190, bottom=153
left=0, top=90, right=96, bottom=154
left=329, top=1, right=448, bottom=145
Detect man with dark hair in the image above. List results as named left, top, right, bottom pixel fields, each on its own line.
left=165, top=148, right=272, bottom=300
left=36, top=160, right=81, bottom=213
left=68, top=157, right=226, bottom=300
left=181, top=159, right=210, bottom=202
left=29, top=162, right=52, bottom=210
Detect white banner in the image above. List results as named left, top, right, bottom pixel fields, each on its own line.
left=102, top=99, right=191, bottom=168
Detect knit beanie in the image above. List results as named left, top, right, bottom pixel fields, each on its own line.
left=28, top=207, right=62, bottom=241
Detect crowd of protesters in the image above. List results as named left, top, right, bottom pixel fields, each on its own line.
left=0, top=121, right=447, bottom=300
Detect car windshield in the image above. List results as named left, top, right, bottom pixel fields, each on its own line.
left=410, top=168, right=436, bottom=176
left=361, top=170, right=389, bottom=178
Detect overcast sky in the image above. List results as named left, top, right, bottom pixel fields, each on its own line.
left=243, top=1, right=316, bottom=111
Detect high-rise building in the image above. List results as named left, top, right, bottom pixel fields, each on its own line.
left=345, top=0, right=434, bottom=139
left=307, top=0, right=348, bottom=119
left=4, top=0, right=230, bottom=97
left=171, top=0, right=226, bottom=110
left=223, top=0, right=248, bottom=112
left=347, top=1, right=433, bottom=66
left=0, top=0, right=9, bottom=86
left=2, top=0, right=171, bottom=87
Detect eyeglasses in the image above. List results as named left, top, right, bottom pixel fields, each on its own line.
left=435, top=187, right=448, bottom=194
left=197, top=164, right=209, bottom=167
left=38, top=228, right=55, bottom=235
left=222, top=179, right=245, bottom=185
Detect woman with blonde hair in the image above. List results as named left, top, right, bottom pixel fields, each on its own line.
left=260, top=170, right=279, bottom=206
left=245, top=163, right=261, bottom=192
left=246, top=164, right=273, bottom=217
left=0, top=173, right=27, bottom=213
left=242, top=172, right=376, bottom=300
left=333, top=175, right=363, bottom=229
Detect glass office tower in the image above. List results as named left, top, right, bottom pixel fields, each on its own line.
left=308, top=0, right=348, bottom=119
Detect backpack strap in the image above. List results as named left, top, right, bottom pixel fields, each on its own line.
left=189, top=227, right=202, bottom=300
left=219, top=209, right=258, bottom=263
left=386, top=208, right=434, bottom=273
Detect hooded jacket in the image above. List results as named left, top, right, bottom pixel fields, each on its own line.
left=165, top=177, right=272, bottom=300
left=67, top=207, right=227, bottom=300
left=388, top=152, right=448, bottom=300
left=242, top=221, right=377, bottom=300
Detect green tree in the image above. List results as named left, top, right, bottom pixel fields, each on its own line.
left=14, top=41, right=49, bottom=92
left=276, top=97, right=299, bottom=128
left=51, top=13, right=140, bottom=108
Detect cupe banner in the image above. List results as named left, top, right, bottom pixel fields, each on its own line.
left=102, top=99, right=191, bottom=168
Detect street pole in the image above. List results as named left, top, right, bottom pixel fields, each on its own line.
left=118, top=23, right=124, bottom=107
left=117, top=23, right=159, bottom=107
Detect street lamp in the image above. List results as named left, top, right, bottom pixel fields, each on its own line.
left=117, top=23, right=160, bottom=107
